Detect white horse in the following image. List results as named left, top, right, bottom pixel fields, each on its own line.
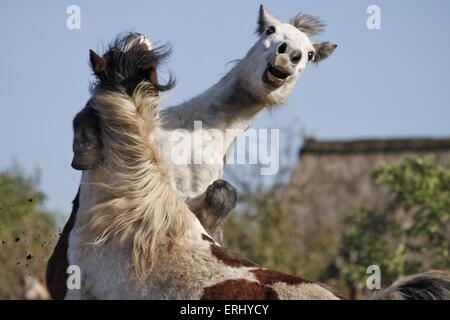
left=71, top=5, right=337, bottom=222
left=156, top=5, right=337, bottom=200
left=67, top=80, right=450, bottom=300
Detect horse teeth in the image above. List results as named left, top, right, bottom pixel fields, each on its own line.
left=266, top=70, right=284, bottom=85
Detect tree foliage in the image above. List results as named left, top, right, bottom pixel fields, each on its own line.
left=224, top=162, right=339, bottom=284
left=338, top=156, right=450, bottom=297
left=225, top=188, right=305, bottom=275
left=225, top=156, right=450, bottom=298
left=0, top=166, right=57, bottom=299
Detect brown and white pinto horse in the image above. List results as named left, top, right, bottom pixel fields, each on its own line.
left=46, top=34, right=237, bottom=299
left=59, top=49, right=449, bottom=299
left=46, top=34, right=172, bottom=299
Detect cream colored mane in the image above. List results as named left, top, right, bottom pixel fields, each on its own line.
left=80, top=84, right=191, bottom=280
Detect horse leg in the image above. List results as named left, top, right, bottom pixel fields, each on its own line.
left=46, top=190, right=80, bottom=299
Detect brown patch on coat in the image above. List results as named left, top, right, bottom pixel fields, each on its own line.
left=45, top=190, right=79, bottom=300
left=210, top=244, right=258, bottom=268
left=201, top=279, right=279, bottom=300
left=202, top=234, right=215, bottom=243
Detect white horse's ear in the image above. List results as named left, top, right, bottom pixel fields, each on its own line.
left=290, top=13, right=326, bottom=36
left=256, top=5, right=280, bottom=35
left=313, top=42, right=338, bottom=63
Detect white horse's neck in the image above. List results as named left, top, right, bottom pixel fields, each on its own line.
left=164, top=49, right=267, bottom=150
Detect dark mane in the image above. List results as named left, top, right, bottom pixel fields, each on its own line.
left=91, top=32, right=175, bottom=95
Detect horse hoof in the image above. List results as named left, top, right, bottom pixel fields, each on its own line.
left=205, top=180, right=237, bottom=217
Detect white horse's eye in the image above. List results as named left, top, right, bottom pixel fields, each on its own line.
left=266, top=26, right=276, bottom=35
left=308, top=51, right=315, bottom=62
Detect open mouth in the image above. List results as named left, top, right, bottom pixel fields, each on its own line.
left=262, top=64, right=291, bottom=88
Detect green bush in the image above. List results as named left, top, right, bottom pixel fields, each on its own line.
left=225, top=156, right=450, bottom=299
left=338, top=156, right=450, bottom=297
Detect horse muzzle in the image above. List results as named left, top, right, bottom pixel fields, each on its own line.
left=262, top=63, right=293, bottom=88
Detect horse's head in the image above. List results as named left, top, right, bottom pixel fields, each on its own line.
left=241, top=6, right=337, bottom=106
left=72, top=33, right=174, bottom=171
left=88, top=33, right=175, bottom=96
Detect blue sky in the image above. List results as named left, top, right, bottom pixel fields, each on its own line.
left=1, top=0, right=449, bottom=216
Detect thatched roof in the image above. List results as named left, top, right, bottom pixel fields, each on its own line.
left=301, top=138, right=450, bottom=155
left=284, top=137, right=450, bottom=271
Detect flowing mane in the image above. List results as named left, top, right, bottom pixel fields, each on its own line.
left=90, top=32, right=175, bottom=95
left=80, top=84, right=191, bottom=280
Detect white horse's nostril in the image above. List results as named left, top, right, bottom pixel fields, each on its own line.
left=277, top=42, right=288, bottom=54
left=290, top=53, right=302, bottom=64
